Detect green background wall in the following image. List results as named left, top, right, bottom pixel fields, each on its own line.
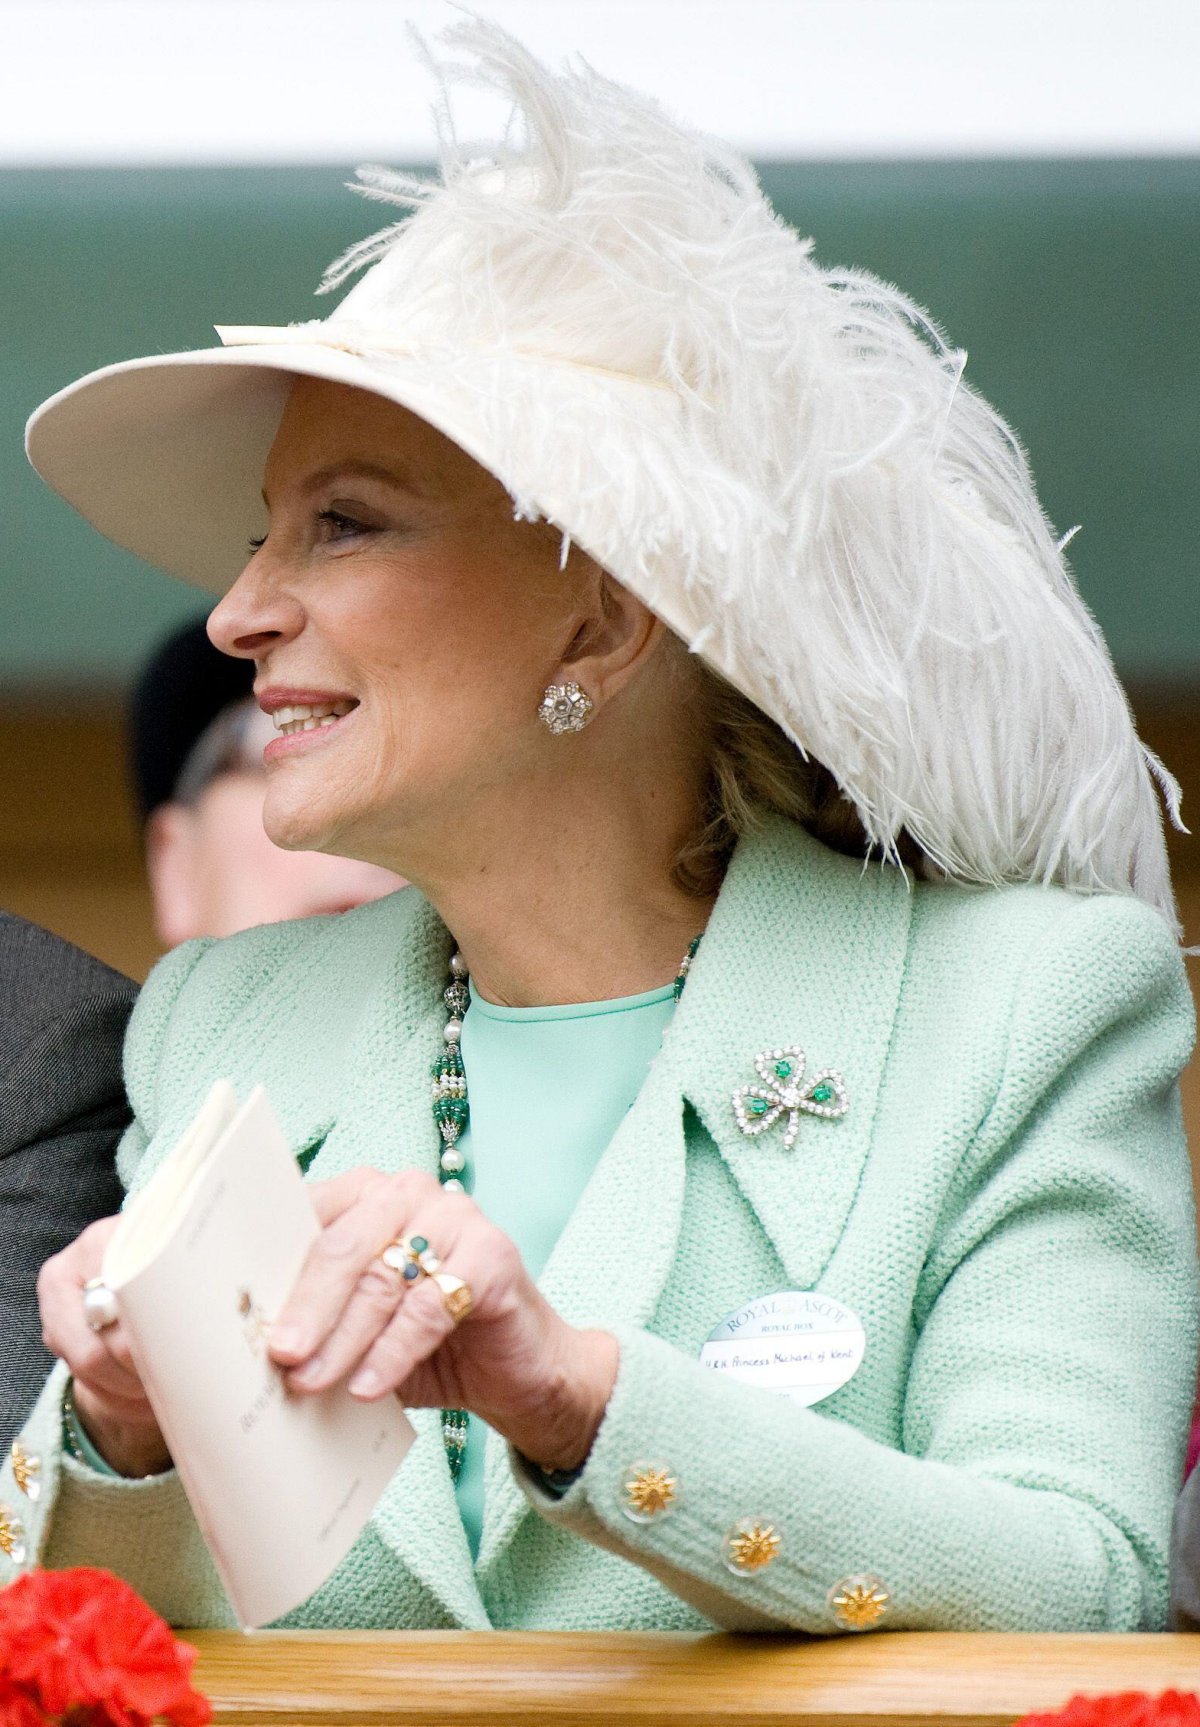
left=2, top=158, right=1197, bottom=690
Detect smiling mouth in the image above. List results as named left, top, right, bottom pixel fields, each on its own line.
left=271, top=700, right=357, bottom=738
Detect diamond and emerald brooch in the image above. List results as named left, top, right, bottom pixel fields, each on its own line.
left=731, top=1047, right=848, bottom=1150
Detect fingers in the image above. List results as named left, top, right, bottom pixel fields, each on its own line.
left=348, top=1274, right=457, bottom=1399
left=283, top=1239, right=451, bottom=1395
left=270, top=1169, right=465, bottom=1367
left=42, top=1282, right=141, bottom=1394
left=38, top=1215, right=166, bottom=1465
left=38, top=1217, right=136, bottom=1387
left=305, top=1168, right=388, bottom=1227
left=322, top=1209, right=516, bottom=1402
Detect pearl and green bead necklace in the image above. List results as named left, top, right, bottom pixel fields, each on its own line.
left=429, top=938, right=702, bottom=1480
left=432, top=951, right=471, bottom=1189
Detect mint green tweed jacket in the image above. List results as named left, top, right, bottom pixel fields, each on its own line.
left=3, top=819, right=1196, bottom=1633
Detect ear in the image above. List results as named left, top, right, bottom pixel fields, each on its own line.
left=553, top=568, right=667, bottom=711
left=144, top=803, right=203, bottom=947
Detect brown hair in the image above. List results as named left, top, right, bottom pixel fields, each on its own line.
left=675, top=660, right=924, bottom=900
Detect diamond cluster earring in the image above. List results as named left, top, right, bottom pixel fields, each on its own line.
left=539, top=681, right=594, bottom=735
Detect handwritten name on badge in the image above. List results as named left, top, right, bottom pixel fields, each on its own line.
left=699, top=1290, right=865, bottom=1406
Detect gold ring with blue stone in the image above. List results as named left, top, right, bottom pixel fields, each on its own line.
left=378, top=1233, right=442, bottom=1286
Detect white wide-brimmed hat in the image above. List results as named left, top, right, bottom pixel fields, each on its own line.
left=26, top=19, right=1179, bottom=922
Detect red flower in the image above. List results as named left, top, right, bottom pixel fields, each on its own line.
left=0, top=1672, right=46, bottom=1727
left=0, top=1569, right=210, bottom=1727
left=1017, top=1695, right=1200, bottom=1727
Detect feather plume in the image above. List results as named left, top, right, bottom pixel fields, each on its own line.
left=309, top=16, right=1179, bottom=926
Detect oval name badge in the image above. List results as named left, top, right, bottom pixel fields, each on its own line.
left=699, top=1289, right=865, bottom=1407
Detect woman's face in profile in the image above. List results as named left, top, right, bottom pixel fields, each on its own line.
left=207, top=377, right=587, bottom=873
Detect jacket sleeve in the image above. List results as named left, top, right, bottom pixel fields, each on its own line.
left=117, top=936, right=216, bottom=1191
left=519, top=893, right=1199, bottom=1632
left=3, top=1362, right=234, bottom=1626
left=0, top=987, right=129, bottom=1449
left=0, top=937, right=236, bottom=1626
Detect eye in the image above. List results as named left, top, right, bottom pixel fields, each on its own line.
left=317, top=507, right=370, bottom=542
left=247, top=533, right=266, bottom=554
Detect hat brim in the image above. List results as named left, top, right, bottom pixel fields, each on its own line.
left=26, top=342, right=662, bottom=586
left=26, top=341, right=757, bottom=712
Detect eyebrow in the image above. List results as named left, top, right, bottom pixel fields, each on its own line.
left=262, top=459, right=430, bottom=508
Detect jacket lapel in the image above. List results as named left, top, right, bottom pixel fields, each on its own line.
left=474, top=1013, right=690, bottom=1579
left=306, top=893, right=490, bottom=1628
left=312, top=822, right=913, bottom=1610
left=674, top=817, right=914, bottom=1289
left=477, top=817, right=915, bottom=1579
left=369, top=1405, right=488, bottom=1628
left=303, top=890, right=449, bottom=1183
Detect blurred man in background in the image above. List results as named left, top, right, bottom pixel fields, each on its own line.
left=130, top=620, right=405, bottom=942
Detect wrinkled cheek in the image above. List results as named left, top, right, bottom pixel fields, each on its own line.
left=318, top=719, right=415, bottom=852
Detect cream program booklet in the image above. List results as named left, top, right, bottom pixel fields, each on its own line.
left=100, top=1080, right=414, bottom=1628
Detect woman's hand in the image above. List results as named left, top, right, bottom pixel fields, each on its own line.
left=37, top=1217, right=172, bottom=1478
left=269, top=1169, right=619, bottom=1472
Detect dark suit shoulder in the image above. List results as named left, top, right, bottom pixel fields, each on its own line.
left=0, top=914, right=136, bottom=1090
left=0, top=918, right=132, bottom=1439
left=0, top=913, right=135, bottom=1017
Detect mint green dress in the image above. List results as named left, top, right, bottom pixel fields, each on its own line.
left=8, top=819, right=1196, bottom=1633
left=67, top=979, right=681, bottom=1551
left=455, top=980, right=677, bottom=1554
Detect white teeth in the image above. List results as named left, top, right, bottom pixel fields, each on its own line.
left=271, top=700, right=355, bottom=737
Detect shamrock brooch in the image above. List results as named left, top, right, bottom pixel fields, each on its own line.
left=732, top=1047, right=849, bottom=1149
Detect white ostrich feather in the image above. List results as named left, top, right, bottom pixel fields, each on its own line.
left=309, top=16, right=1180, bottom=926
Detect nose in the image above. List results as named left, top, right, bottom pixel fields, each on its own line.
left=207, top=553, right=305, bottom=662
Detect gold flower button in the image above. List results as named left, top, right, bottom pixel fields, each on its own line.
left=0, top=1503, right=27, bottom=1566
left=621, top=1461, right=678, bottom=1524
left=828, top=1573, right=890, bottom=1631
left=722, top=1517, right=781, bottom=1575
left=11, top=1441, right=41, bottom=1501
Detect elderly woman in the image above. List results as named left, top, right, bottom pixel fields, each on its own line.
left=2, top=23, right=1195, bottom=1636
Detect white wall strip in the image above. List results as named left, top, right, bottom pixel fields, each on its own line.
left=2, top=0, right=1198, bottom=164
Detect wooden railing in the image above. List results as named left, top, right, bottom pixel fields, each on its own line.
left=190, top=1631, right=1200, bottom=1725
